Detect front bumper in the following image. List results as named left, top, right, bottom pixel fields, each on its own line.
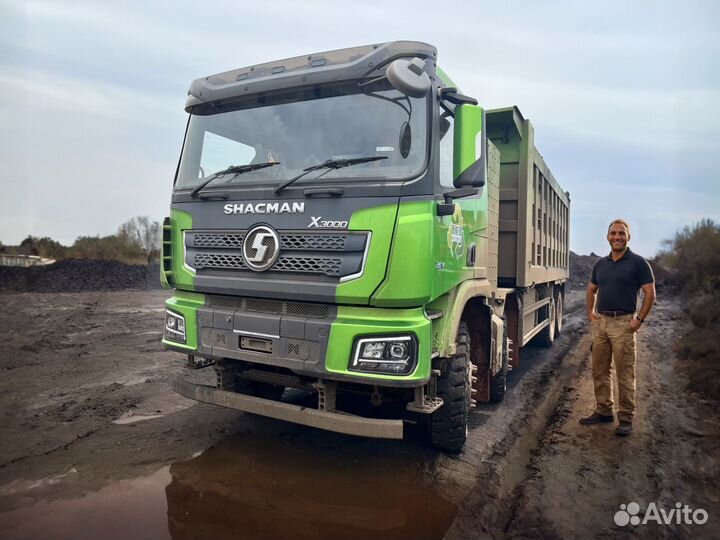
left=162, top=291, right=433, bottom=387
left=172, top=376, right=404, bottom=439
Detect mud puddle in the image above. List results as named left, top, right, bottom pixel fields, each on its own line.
left=0, top=468, right=172, bottom=540
left=0, top=433, right=457, bottom=540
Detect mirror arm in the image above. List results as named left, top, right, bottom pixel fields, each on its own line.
left=439, top=86, right=478, bottom=106
left=437, top=188, right=478, bottom=216
left=439, top=100, right=455, bottom=118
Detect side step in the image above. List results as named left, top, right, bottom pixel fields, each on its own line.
left=172, top=377, right=404, bottom=440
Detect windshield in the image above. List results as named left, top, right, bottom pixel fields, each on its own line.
left=175, top=81, right=429, bottom=190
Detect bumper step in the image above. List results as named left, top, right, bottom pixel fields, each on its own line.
left=172, top=377, right=404, bottom=440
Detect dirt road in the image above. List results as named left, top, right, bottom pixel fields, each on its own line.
left=0, top=289, right=717, bottom=539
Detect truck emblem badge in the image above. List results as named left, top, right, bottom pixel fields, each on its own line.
left=242, top=225, right=280, bottom=271
left=308, top=216, right=349, bottom=229
left=224, top=202, right=304, bottom=215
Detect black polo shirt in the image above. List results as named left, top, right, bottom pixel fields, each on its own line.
left=590, top=248, right=654, bottom=313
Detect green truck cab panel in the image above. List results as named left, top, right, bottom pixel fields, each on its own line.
left=160, top=217, right=172, bottom=289
left=335, top=202, right=399, bottom=304
left=169, top=208, right=194, bottom=291
left=162, top=290, right=205, bottom=351
left=371, top=195, right=486, bottom=308
left=325, top=305, right=432, bottom=383
left=371, top=201, right=434, bottom=307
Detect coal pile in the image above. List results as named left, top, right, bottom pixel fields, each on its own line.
left=0, top=260, right=162, bottom=293
left=568, top=252, right=672, bottom=291
left=569, top=251, right=600, bottom=289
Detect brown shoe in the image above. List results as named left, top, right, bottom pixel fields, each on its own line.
left=615, top=421, right=632, bottom=436
left=579, top=413, right=615, bottom=425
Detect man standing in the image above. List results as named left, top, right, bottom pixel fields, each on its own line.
left=581, top=219, right=656, bottom=436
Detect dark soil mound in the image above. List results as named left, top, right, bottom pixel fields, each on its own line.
left=569, top=252, right=672, bottom=291
left=568, top=251, right=600, bottom=289
left=0, top=260, right=162, bottom=292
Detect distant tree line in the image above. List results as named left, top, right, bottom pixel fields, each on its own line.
left=658, top=218, right=720, bottom=399
left=1, top=216, right=161, bottom=264
left=658, top=218, right=720, bottom=297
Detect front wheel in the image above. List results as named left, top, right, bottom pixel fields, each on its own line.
left=430, top=321, right=472, bottom=453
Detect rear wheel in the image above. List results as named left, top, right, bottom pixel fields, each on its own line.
left=490, top=322, right=509, bottom=403
left=555, top=291, right=564, bottom=335
left=430, top=321, right=472, bottom=453
left=489, top=370, right=506, bottom=403
left=536, top=297, right=556, bottom=348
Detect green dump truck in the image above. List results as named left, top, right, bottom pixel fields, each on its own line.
left=162, top=41, right=570, bottom=452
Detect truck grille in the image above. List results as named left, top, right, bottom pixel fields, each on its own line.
left=185, top=230, right=368, bottom=279
left=191, top=232, right=348, bottom=251
left=209, top=295, right=330, bottom=318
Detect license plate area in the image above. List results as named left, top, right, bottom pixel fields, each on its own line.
left=239, top=335, right=273, bottom=354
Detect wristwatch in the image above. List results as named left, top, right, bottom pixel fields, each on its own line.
left=635, top=316, right=644, bottom=324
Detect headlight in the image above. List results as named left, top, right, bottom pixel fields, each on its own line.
left=165, top=310, right=186, bottom=343
left=350, top=335, right=417, bottom=375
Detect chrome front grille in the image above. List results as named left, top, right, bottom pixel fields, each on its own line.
left=193, top=233, right=245, bottom=248
left=185, top=229, right=368, bottom=279
left=194, top=253, right=248, bottom=271
left=281, top=234, right=346, bottom=251
left=190, top=232, right=348, bottom=251
left=273, top=256, right=342, bottom=275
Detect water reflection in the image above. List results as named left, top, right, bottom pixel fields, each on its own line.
left=166, top=434, right=457, bottom=540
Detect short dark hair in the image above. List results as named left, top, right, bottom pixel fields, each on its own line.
left=608, top=219, right=630, bottom=234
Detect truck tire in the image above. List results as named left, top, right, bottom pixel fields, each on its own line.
left=555, top=291, right=564, bottom=336
left=489, top=370, right=506, bottom=403
left=536, top=297, right=556, bottom=348
left=430, top=321, right=472, bottom=453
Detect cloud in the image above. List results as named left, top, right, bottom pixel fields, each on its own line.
left=0, top=0, right=717, bottom=255
left=0, top=67, right=180, bottom=124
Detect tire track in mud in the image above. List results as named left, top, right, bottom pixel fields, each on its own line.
left=445, top=313, right=593, bottom=540
left=447, top=295, right=720, bottom=540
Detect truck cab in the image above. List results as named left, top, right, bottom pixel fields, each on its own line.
left=162, top=41, right=569, bottom=452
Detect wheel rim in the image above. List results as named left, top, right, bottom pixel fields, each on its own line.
left=465, top=358, right=473, bottom=437
left=556, top=294, right=563, bottom=334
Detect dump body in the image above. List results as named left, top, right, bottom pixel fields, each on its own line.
left=486, top=107, right=570, bottom=288
left=162, top=41, right=570, bottom=451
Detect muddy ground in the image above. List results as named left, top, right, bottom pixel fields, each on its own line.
left=0, top=287, right=718, bottom=539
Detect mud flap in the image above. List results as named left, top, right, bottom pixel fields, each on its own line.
left=474, top=369, right=491, bottom=403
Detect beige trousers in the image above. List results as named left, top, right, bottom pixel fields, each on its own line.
left=590, top=314, right=637, bottom=422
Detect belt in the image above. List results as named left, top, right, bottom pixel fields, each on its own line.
left=598, top=310, right=634, bottom=317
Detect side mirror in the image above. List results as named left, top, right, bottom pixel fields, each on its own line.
left=453, top=104, right=486, bottom=188
left=386, top=57, right=432, bottom=98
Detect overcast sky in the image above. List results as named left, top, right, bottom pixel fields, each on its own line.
left=1, top=0, right=718, bottom=256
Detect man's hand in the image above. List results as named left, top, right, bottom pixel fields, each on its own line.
left=586, top=283, right=600, bottom=325
left=629, top=318, right=642, bottom=333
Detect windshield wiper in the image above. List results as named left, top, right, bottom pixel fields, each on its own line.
left=190, top=162, right=280, bottom=199
left=273, top=156, right=388, bottom=194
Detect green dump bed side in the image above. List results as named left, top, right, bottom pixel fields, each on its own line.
left=486, top=106, right=570, bottom=289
